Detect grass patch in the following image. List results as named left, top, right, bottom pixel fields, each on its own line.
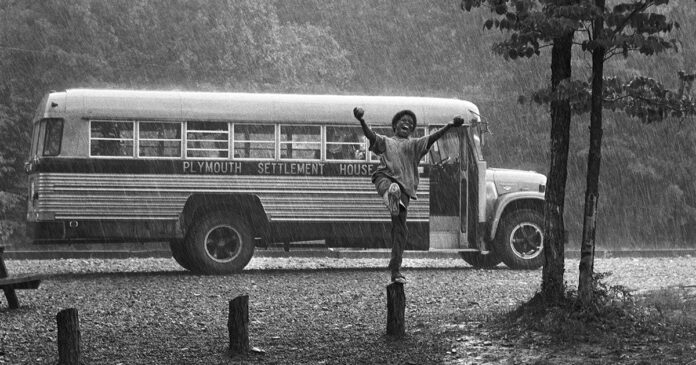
left=482, top=272, right=696, bottom=363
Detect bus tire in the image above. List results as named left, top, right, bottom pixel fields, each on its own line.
left=185, top=212, right=255, bottom=274
left=459, top=251, right=501, bottom=269
left=169, top=239, right=194, bottom=271
left=495, top=209, right=544, bottom=270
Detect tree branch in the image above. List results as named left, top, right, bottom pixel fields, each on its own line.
left=603, top=47, right=622, bottom=61
left=611, top=1, right=653, bottom=36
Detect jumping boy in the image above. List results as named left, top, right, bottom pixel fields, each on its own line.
left=353, top=107, right=465, bottom=283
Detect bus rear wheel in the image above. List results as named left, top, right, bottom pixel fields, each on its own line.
left=495, top=209, right=544, bottom=270
left=169, top=239, right=194, bottom=271
left=185, top=212, right=255, bottom=274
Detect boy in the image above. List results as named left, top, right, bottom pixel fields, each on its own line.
left=353, top=107, right=465, bottom=283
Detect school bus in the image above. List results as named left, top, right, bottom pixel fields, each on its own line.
left=25, top=89, right=546, bottom=274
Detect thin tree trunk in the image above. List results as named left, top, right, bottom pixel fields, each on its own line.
left=578, top=1, right=606, bottom=306
left=542, top=31, right=574, bottom=303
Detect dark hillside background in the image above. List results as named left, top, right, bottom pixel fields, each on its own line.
left=1, top=0, right=694, bottom=248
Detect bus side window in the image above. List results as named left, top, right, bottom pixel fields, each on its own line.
left=413, top=127, right=426, bottom=164
left=186, top=121, right=229, bottom=159
left=280, top=125, right=321, bottom=160
left=326, top=126, right=365, bottom=161
left=139, top=122, right=182, bottom=158
left=428, top=125, right=456, bottom=165
left=42, top=118, right=64, bottom=156
left=366, top=127, right=427, bottom=163
left=368, top=126, right=393, bottom=162
left=90, top=121, right=134, bottom=157
left=234, top=124, right=275, bottom=159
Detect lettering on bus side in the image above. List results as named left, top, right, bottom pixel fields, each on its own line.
left=257, top=162, right=325, bottom=175
left=181, top=161, right=377, bottom=176
left=183, top=161, right=243, bottom=174
left=255, top=162, right=376, bottom=176
left=337, top=163, right=375, bottom=176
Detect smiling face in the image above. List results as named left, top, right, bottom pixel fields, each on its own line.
left=394, top=115, right=415, bottom=138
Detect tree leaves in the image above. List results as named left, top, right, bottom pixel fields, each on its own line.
left=519, top=74, right=696, bottom=123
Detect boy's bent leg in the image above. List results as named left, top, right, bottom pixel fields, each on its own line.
left=373, top=174, right=402, bottom=217
left=385, top=183, right=401, bottom=216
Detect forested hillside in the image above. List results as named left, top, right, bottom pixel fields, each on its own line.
left=1, top=0, right=694, bottom=247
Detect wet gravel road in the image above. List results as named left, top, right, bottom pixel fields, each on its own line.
left=6, top=255, right=696, bottom=292
left=2, top=255, right=695, bottom=364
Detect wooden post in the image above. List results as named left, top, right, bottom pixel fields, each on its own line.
left=386, top=282, right=405, bottom=337
left=57, top=308, right=80, bottom=365
left=2, top=288, right=18, bottom=309
left=228, top=295, right=249, bottom=355
left=0, top=247, right=19, bottom=309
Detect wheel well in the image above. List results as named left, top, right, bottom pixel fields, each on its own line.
left=501, top=200, right=543, bottom=221
left=490, top=199, right=544, bottom=241
left=181, top=194, right=269, bottom=240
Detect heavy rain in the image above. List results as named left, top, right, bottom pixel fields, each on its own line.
left=1, top=1, right=695, bottom=364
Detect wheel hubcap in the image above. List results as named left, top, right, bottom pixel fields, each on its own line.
left=509, top=222, right=543, bottom=259
left=204, top=225, right=242, bottom=263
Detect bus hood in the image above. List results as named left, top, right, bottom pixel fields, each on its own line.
left=485, top=168, right=547, bottom=196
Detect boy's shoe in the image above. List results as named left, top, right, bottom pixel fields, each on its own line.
left=391, top=272, right=407, bottom=284
left=386, top=183, right=401, bottom=216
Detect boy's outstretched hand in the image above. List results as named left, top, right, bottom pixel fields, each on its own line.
left=452, top=115, right=465, bottom=127
left=353, top=107, right=365, bottom=121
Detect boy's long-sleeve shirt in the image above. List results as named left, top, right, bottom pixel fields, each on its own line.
left=369, top=133, right=430, bottom=200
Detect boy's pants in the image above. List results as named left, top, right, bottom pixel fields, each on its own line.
left=388, top=202, right=409, bottom=275
left=374, top=174, right=411, bottom=275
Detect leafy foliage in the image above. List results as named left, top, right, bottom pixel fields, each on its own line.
left=0, top=0, right=356, bottom=245
left=522, top=74, right=696, bottom=121
left=0, top=0, right=694, bottom=248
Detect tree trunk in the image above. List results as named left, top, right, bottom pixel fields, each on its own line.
left=56, top=308, right=81, bottom=365
left=578, top=0, right=606, bottom=307
left=542, top=31, right=574, bottom=303
left=228, top=295, right=250, bottom=355
left=386, top=282, right=405, bottom=337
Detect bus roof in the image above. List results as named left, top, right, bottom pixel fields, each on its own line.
left=42, top=89, right=481, bottom=126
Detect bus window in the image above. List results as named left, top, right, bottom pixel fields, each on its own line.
left=234, top=124, right=275, bottom=159
left=186, top=121, right=229, bottom=159
left=42, top=118, right=64, bottom=156
left=280, top=125, right=320, bottom=160
left=368, top=127, right=426, bottom=163
left=428, top=125, right=458, bottom=165
left=30, top=121, right=41, bottom=159
left=139, top=122, right=181, bottom=158
left=326, top=126, right=365, bottom=161
left=90, top=121, right=134, bottom=157
left=368, top=126, right=392, bottom=162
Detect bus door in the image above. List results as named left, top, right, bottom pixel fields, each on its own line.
left=428, top=126, right=480, bottom=249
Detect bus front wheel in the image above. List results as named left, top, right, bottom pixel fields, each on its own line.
left=495, top=209, right=544, bottom=270
left=185, top=212, right=255, bottom=274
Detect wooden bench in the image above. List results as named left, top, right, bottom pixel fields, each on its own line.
left=0, top=245, right=42, bottom=309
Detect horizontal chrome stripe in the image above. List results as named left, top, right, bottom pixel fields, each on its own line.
left=33, top=173, right=430, bottom=222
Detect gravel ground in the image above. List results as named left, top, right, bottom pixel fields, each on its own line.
left=6, top=256, right=696, bottom=290
left=1, top=256, right=695, bottom=364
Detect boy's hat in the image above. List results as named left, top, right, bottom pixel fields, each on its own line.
left=391, top=110, right=417, bottom=131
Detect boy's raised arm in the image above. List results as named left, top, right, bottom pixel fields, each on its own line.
left=353, top=107, right=376, bottom=144
left=426, top=115, right=465, bottom=149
